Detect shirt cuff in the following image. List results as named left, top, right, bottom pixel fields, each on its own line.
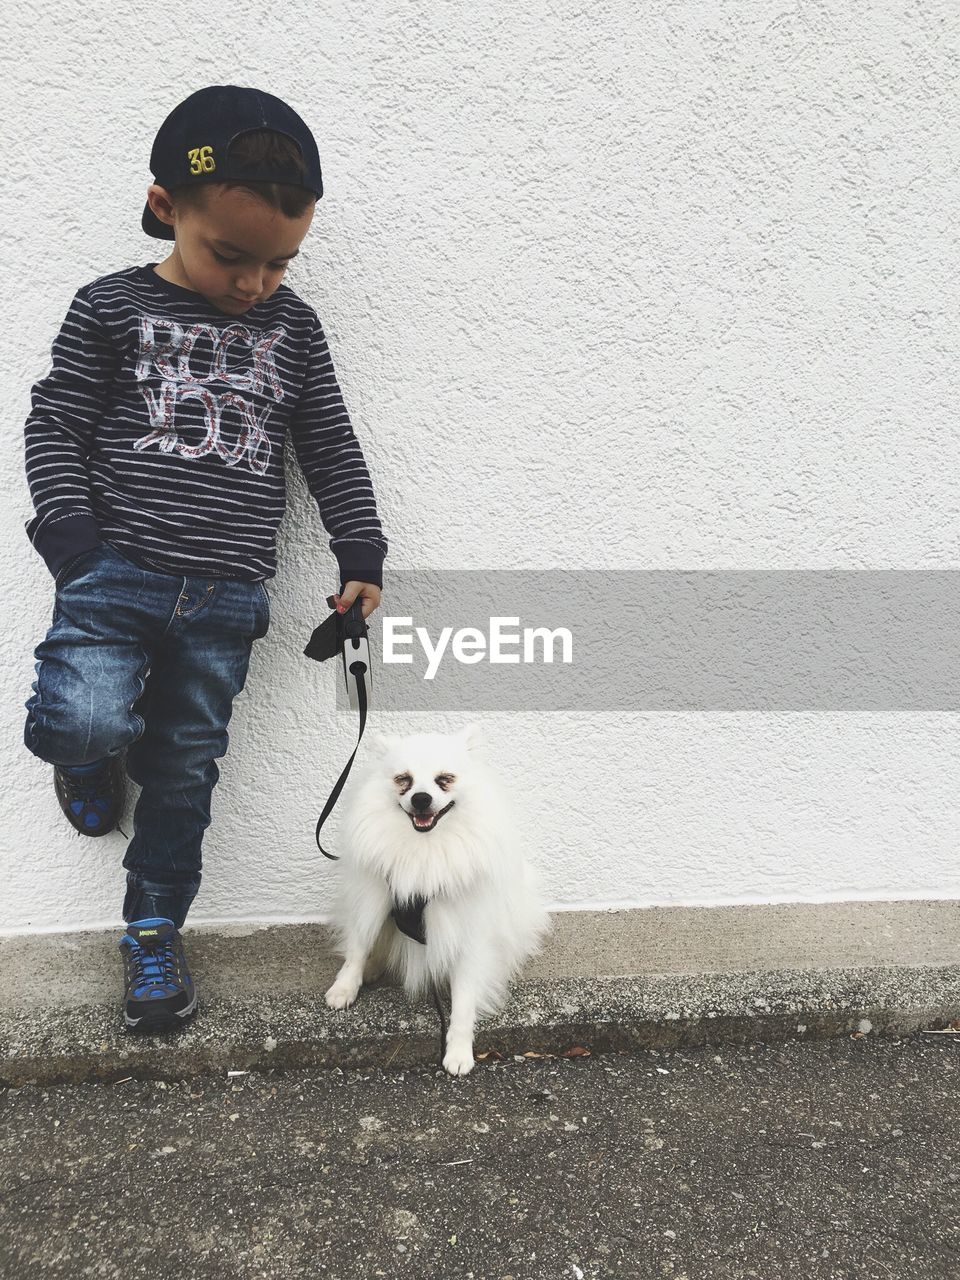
left=332, top=540, right=385, bottom=591
left=26, top=511, right=103, bottom=579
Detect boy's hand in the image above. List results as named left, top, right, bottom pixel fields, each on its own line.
left=333, top=581, right=382, bottom=620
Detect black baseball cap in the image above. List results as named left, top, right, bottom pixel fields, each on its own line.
left=142, top=85, right=323, bottom=240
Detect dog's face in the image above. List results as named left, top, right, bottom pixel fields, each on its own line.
left=372, top=726, right=481, bottom=834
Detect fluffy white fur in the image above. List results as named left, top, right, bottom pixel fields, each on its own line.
left=324, top=724, right=551, bottom=1075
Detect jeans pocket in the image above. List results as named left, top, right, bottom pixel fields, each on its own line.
left=54, top=544, right=106, bottom=590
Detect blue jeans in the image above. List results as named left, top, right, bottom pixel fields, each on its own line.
left=24, top=543, right=270, bottom=928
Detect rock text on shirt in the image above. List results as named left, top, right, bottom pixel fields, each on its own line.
left=132, top=315, right=289, bottom=476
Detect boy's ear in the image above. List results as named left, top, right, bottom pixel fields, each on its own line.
left=459, top=722, right=483, bottom=751
left=145, top=183, right=176, bottom=232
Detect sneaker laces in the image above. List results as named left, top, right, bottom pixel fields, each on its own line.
left=128, top=940, right=179, bottom=994
left=60, top=763, right=114, bottom=804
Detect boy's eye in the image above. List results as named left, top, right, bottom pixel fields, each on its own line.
left=211, top=249, right=288, bottom=270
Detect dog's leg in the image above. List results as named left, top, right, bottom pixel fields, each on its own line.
left=326, top=941, right=374, bottom=1009
left=442, top=957, right=486, bottom=1076
left=362, top=919, right=393, bottom=983
left=325, top=887, right=391, bottom=1010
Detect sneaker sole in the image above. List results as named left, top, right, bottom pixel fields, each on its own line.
left=124, top=991, right=198, bottom=1032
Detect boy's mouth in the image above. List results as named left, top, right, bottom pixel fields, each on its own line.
left=405, top=801, right=455, bottom=832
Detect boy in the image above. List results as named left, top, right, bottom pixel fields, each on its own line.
left=21, top=85, right=387, bottom=1032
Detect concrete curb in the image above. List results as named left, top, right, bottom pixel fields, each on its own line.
left=4, top=964, right=960, bottom=1088
left=3, top=902, right=959, bottom=1086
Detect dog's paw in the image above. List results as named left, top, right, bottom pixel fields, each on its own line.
left=325, top=980, right=360, bottom=1010
left=442, top=1038, right=475, bottom=1076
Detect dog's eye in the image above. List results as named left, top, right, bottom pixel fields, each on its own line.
left=436, top=774, right=456, bottom=790
left=394, top=773, right=412, bottom=793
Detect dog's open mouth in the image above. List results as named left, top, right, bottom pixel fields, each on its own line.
left=406, top=800, right=455, bottom=832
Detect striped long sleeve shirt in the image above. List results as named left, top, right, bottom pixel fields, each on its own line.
left=23, top=263, right=388, bottom=587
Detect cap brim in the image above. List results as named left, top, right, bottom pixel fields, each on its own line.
left=142, top=200, right=175, bottom=241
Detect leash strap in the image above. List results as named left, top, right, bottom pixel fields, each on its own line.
left=306, top=596, right=371, bottom=861
left=394, top=897, right=446, bottom=1057
left=430, top=978, right=449, bottom=1060
left=314, top=657, right=368, bottom=860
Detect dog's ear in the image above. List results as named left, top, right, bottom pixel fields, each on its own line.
left=373, top=733, right=400, bottom=755
left=459, top=722, right=483, bottom=751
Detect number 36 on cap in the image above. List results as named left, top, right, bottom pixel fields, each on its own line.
left=187, top=145, right=216, bottom=174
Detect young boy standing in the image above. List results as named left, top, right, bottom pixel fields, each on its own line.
left=21, top=85, right=387, bottom=1032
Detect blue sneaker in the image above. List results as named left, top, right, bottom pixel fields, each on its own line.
left=119, top=918, right=197, bottom=1032
left=54, top=756, right=124, bottom=836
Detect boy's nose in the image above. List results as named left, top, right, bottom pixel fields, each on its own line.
left=236, top=274, right=263, bottom=298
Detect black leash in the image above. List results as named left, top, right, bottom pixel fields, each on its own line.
left=430, top=979, right=449, bottom=1060
left=311, top=657, right=368, bottom=861
left=387, top=894, right=448, bottom=1059
left=305, top=598, right=448, bottom=1060
left=305, top=596, right=371, bottom=862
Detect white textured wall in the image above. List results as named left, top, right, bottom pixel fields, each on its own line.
left=1, top=2, right=958, bottom=931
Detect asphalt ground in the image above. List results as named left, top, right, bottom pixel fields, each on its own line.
left=1, top=1035, right=957, bottom=1280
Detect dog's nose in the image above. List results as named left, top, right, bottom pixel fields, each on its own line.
left=411, top=792, right=434, bottom=812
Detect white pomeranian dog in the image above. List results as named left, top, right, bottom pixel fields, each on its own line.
left=324, top=725, right=551, bottom=1075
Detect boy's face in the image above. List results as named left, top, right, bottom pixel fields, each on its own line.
left=145, top=183, right=316, bottom=315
